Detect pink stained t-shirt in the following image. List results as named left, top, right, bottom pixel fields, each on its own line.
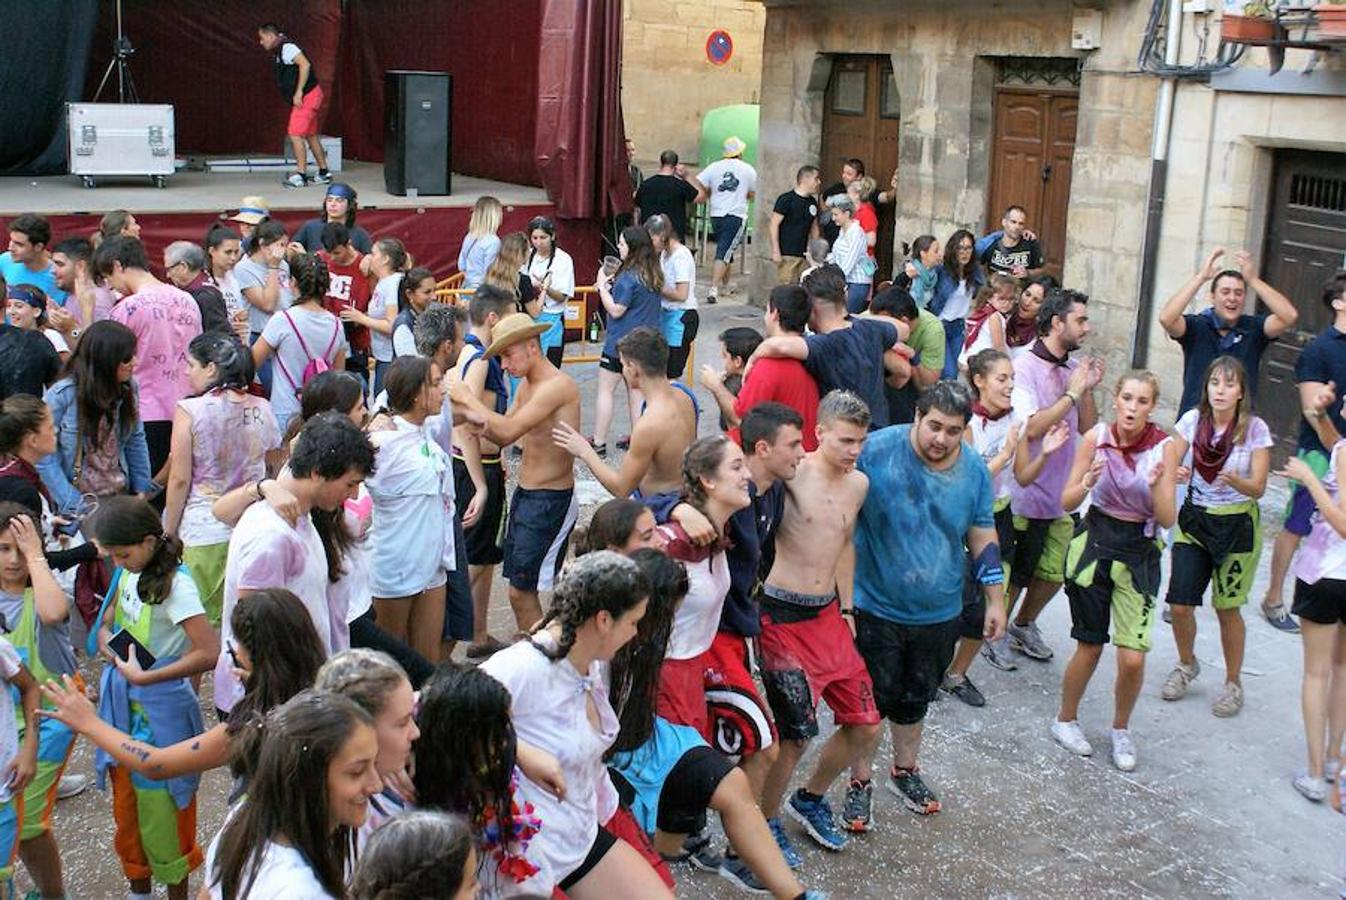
left=1010, top=342, right=1080, bottom=520
left=110, top=282, right=203, bottom=422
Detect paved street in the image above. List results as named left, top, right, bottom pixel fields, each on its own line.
left=39, top=290, right=1345, bottom=898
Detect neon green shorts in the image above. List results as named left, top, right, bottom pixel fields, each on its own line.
left=1064, top=531, right=1156, bottom=652
left=183, top=542, right=229, bottom=627
left=1169, top=500, right=1262, bottom=610
left=1010, top=514, right=1075, bottom=586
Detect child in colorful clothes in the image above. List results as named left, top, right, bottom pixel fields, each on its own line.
left=1053, top=371, right=1176, bottom=773
left=942, top=349, right=1069, bottom=705
left=1161, top=356, right=1272, bottom=718
left=0, top=504, right=76, bottom=900
left=609, top=550, right=822, bottom=900
left=163, top=333, right=281, bottom=627
left=90, top=496, right=219, bottom=900
left=0, top=634, right=40, bottom=896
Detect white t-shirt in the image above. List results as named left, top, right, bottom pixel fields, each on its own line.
left=366, top=417, right=455, bottom=597
left=480, top=634, right=619, bottom=887
left=697, top=158, right=757, bottom=219
left=970, top=409, right=1026, bottom=503
left=214, top=502, right=336, bottom=713
left=204, top=825, right=336, bottom=900
left=660, top=244, right=697, bottom=311
left=177, top=390, right=281, bottom=547
left=0, top=637, right=22, bottom=803
left=279, top=43, right=304, bottom=65
left=1174, top=410, right=1273, bottom=508
left=661, top=535, right=732, bottom=660
left=959, top=311, right=1007, bottom=370
left=369, top=274, right=401, bottom=362
left=941, top=279, right=974, bottom=322
left=234, top=257, right=295, bottom=335
left=261, top=304, right=349, bottom=429
left=392, top=322, right=417, bottom=358
left=525, top=248, right=576, bottom=315
left=212, top=269, right=246, bottom=319
left=115, top=570, right=206, bottom=660
left=43, top=328, right=68, bottom=355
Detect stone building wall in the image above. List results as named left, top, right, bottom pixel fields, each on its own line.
left=621, top=0, right=766, bottom=167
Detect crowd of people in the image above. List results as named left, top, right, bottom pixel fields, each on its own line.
left=0, top=130, right=1337, bottom=899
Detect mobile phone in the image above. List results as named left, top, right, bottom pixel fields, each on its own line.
left=108, top=628, right=156, bottom=670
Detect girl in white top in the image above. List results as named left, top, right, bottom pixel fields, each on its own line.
left=1161, top=356, right=1272, bottom=719
left=954, top=349, right=1068, bottom=695
left=341, top=238, right=406, bottom=397
left=206, top=225, right=246, bottom=320
left=958, top=277, right=1017, bottom=371
left=645, top=214, right=699, bottom=380
left=204, top=690, right=382, bottom=900
left=165, top=333, right=281, bottom=626
left=366, top=356, right=456, bottom=666
left=524, top=217, right=575, bottom=368
left=480, top=552, right=674, bottom=899
left=252, top=255, right=349, bottom=434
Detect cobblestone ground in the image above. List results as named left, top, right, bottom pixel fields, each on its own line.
left=40, top=290, right=1345, bottom=898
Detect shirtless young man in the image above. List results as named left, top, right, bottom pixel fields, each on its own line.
left=449, top=286, right=515, bottom=657
left=756, top=390, right=881, bottom=857
left=449, top=313, right=581, bottom=629
left=553, top=326, right=697, bottom=498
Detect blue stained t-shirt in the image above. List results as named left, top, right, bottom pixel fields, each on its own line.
left=0, top=253, right=66, bottom=306
left=854, top=425, right=994, bottom=625
left=802, top=317, right=898, bottom=430
left=1294, top=325, right=1346, bottom=456
left=603, top=270, right=663, bottom=356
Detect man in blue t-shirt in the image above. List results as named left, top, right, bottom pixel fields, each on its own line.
left=848, top=381, right=1006, bottom=816
left=1, top=214, right=66, bottom=306
left=1157, top=247, right=1298, bottom=415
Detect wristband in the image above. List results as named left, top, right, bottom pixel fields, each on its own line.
left=255, top=479, right=271, bottom=501
left=1065, top=390, right=1080, bottom=406
left=973, top=543, right=1005, bottom=586
left=840, top=608, right=855, bottom=617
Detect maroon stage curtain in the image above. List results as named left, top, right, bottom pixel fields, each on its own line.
left=535, top=0, right=633, bottom=222
left=83, top=2, right=342, bottom=156
left=336, top=1, right=543, bottom=183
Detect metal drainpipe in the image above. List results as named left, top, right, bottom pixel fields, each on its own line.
left=1130, top=0, right=1185, bottom=368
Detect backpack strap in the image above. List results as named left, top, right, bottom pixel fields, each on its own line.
left=323, top=315, right=340, bottom=360
left=273, top=309, right=316, bottom=393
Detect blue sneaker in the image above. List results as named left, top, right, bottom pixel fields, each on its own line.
left=718, top=854, right=770, bottom=895
left=767, top=816, right=803, bottom=869
left=786, top=789, right=848, bottom=851
left=802, top=892, right=830, bottom=900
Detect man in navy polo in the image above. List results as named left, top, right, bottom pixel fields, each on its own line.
left=1158, top=247, right=1298, bottom=415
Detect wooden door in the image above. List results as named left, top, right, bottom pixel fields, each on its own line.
left=821, top=56, right=901, bottom=282
left=986, top=86, right=1078, bottom=279
left=1257, top=150, right=1346, bottom=459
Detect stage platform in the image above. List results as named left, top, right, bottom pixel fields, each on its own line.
left=0, top=162, right=603, bottom=278
left=0, top=161, right=550, bottom=217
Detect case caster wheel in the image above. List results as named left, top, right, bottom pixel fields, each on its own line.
left=153, top=176, right=167, bottom=189
left=80, top=176, right=96, bottom=189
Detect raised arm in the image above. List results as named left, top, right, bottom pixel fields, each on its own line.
left=1236, top=250, right=1298, bottom=339
left=1158, top=247, right=1225, bottom=339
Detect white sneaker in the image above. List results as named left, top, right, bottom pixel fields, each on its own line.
left=57, top=772, right=90, bottom=800
left=1293, top=773, right=1328, bottom=802
left=1051, top=719, right=1093, bottom=757
left=1111, top=729, right=1137, bottom=772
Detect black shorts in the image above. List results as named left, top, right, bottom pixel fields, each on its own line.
left=452, top=456, right=506, bottom=566
left=656, top=745, right=734, bottom=836
left=442, top=514, right=473, bottom=642
left=1293, top=577, right=1346, bottom=625
left=853, top=610, right=960, bottom=726
left=558, top=825, right=617, bottom=891
left=599, top=352, right=623, bottom=374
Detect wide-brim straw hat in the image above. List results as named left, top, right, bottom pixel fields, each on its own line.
left=486, top=313, right=551, bottom=356
left=230, top=196, right=270, bottom=225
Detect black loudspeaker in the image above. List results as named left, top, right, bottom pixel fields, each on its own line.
left=384, top=71, right=452, bottom=196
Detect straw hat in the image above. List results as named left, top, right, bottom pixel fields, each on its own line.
left=722, top=136, right=747, bottom=158
left=486, top=313, right=551, bottom=356
left=230, top=196, right=270, bottom=225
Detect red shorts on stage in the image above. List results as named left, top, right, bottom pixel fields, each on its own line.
left=288, top=86, right=324, bottom=137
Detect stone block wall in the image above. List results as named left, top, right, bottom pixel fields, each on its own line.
left=621, top=0, right=766, bottom=167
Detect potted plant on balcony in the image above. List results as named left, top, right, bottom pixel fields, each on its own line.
left=1316, top=0, right=1346, bottom=37
left=1223, top=0, right=1280, bottom=39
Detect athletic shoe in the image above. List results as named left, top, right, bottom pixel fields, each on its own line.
left=718, top=855, right=770, bottom=895
left=1160, top=660, right=1200, bottom=701
left=312, top=168, right=333, bottom=185
left=767, top=817, right=802, bottom=869
left=786, top=789, right=848, bottom=850
left=940, top=672, right=986, bottom=707
left=841, top=779, right=873, bottom=833
left=284, top=171, right=307, bottom=189
left=56, top=773, right=90, bottom=800
left=616, top=435, right=632, bottom=451
left=980, top=636, right=1018, bottom=671
left=587, top=437, right=607, bottom=457
left=1161, top=604, right=1173, bottom=624
left=1261, top=602, right=1301, bottom=634
left=1111, top=728, right=1137, bottom=772
left=801, top=892, right=830, bottom=900
left=1293, top=773, right=1328, bottom=802
left=1050, top=719, right=1094, bottom=757
left=464, top=636, right=509, bottom=661
left=706, top=288, right=718, bottom=305
left=682, top=830, right=723, bottom=872
left=1327, top=758, right=1341, bottom=783
left=1008, top=621, right=1054, bottom=660
left=1211, top=681, right=1243, bottom=718
left=887, top=767, right=941, bottom=815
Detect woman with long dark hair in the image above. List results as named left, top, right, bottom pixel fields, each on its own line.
left=203, top=690, right=382, bottom=899
left=206, top=225, right=245, bottom=321
left=523, top=216, right=575, bottom=367
left=645, top=214, right=699, bottom=380
left=929, top=229, right=985, bottom=378
left=392, top=266, right=437, bottom=358
left=480, top=553, right=674, bottom=898
left=592, top=226, right=664, bottom=455
left=576, top=498, right=663, bottom=557
left=37, top=319, right=152, bottom=625
left=342, top=237, right=406, bottom=397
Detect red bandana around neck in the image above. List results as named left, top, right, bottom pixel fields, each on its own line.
left=1192, top=412, right=1235, bottom=485
left=1106, top=422, right=1168, bottom=471
left=972, top=400, right=1010, bottom=422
